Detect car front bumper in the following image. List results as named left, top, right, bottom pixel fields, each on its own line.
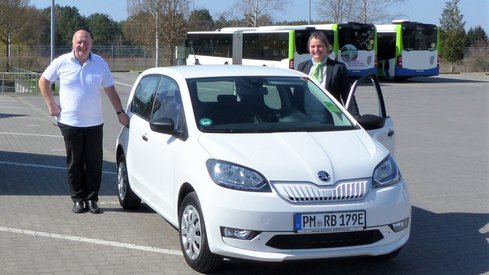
left=200, top=180, right=411, bottom=261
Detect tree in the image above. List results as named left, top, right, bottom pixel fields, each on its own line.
left=439, top=0, right=465, bottom=72
left=187, top=9, right=214, bottom=31
left=123, top=11, right=154, bottom=46
left=15, top=6, right=44, bottom=46
left=55, top=5, right=87, bottom=46
left=233, top=0, right=291, bottom=27
left=465, top=26, right=488, bottom=47
left=213, top=11, right=245, bottom=29
left=315, top=0, right=354, bottom=23
left=314, top=0, right=405, bottom=24
left=127, top=0, right=190, bottom=66
left=87, top=13, right=119, bottom=45
left=0, top=0, right=37, bottom=71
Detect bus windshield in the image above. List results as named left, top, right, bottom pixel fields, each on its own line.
left=402, top=24, right=438, bottom=51
left=338, top=23, right=375, bottom=51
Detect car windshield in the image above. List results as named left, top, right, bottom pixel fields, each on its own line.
left=187, top=76, right=358, bottom=133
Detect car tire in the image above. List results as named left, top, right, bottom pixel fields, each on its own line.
left=179, top=192, right=222, bottom=273
left=117, top=155, right=141, bottom=210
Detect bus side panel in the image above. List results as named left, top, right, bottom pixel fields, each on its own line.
left=339, top=50, right=377, bottom=77
left=402, top=50, right=438, bottom=70
left=188, top=56, right=233, bottom=65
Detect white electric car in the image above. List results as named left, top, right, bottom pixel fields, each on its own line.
left=115, top=65, right=410, bottom=273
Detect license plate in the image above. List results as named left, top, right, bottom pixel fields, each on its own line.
left=294, top=211, right=366, bottom=233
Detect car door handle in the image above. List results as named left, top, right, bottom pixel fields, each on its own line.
left=142, top=133, right=148, bottom=141
left=388, top=129, right=395, bottom=137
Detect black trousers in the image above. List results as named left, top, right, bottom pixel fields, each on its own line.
left=59, top=123, right=103, bottom=203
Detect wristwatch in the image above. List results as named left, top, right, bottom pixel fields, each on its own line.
left=116, top=110, right=125, bottom=115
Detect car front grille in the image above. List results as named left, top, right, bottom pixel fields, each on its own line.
left=272, top=180, right=370, bottom=203
left=266, top=230, right=383, bottom=249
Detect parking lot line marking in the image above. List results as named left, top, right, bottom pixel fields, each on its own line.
left=0, top=226, right=183, bottom=256
left=0, top=131, right=62, bottom=138
left=115, top=81, right=132, bottom=87
left=0, top=105, right=28, bottom=109
left=0, top=161, right=117, bottom=175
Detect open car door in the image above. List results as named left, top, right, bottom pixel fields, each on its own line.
left=346, top=74, right=396, bottom=154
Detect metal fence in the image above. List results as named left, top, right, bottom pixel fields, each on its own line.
left=0, top=67, right=40, bottom=93
left=1, top=45, right=173, bottom=73
left=0, top=45, right=174, bottom=94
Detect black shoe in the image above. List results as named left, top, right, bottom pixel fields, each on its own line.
left=87, top=200, right=101, bottom=214
left=72, top=201, right=87, bottom=213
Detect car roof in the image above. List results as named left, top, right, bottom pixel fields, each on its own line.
left=140, top=65, right=307, bottom=79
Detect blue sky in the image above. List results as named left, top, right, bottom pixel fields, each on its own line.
left=31, top=0, right=488, bottom=31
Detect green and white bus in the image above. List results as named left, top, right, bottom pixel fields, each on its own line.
left=186, top=22, right=376, bottom=77
left=376, top=21, right=440, bottom=79
left=310, top=23, right=377, bottom=77
left=186, top=26, right=333, bottom=70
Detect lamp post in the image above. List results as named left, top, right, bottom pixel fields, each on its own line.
left=50, top=0, right=55, bottom=91
left=308, top=0, right=312, bottom=24
left=51, top=0, right=55, bottom=63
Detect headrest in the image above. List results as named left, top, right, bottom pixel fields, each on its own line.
left=217, top=94, right=237, bottom=103
left=238, top=86, right=268, bottom=96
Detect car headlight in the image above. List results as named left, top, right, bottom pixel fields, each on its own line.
left=373, top=155, right=402, bottom=188
left=206, top=159, right=271, bottom=192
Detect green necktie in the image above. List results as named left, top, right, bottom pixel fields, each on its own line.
left=312, top=61, right=323, bottom=82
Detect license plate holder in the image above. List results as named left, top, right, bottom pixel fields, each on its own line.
left=294, top=211, right=366, bottom=233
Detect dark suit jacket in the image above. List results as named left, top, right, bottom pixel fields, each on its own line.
left=297, top=58, right=359, bottom=117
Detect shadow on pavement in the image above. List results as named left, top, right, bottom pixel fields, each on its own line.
left=0, top=151, right=118, bottom=196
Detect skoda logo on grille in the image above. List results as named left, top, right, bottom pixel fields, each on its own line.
left=318, top=171, right=331, bottom=182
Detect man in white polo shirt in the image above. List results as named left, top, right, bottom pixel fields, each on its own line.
left=39, top=30, right=129, bottom=214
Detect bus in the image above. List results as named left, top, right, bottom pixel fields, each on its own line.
left=186, top=26, right=333, bottom=70
left=376, top=21, right=440, bottom=79
left=186, top=22, right=376, bottom=77
left=311, top=23, right=377, bottom=77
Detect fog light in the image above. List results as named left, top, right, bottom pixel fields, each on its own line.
left=221, top=227, right=260, bottom=240
left=389, top=218, right=409, bottom=232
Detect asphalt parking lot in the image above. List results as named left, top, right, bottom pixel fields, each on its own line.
left=0, top=72, right=487, bottom=274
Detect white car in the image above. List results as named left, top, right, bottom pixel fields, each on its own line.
left=115, top=65, right=410, bottom=273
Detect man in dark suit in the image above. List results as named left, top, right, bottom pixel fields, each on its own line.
left=297, top=31, right=360, bottom=118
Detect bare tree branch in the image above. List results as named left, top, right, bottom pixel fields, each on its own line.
left=234, top=0, right=292, bottom=27
left=314, top=0, right=354, bottom=23
left=314, top=0, right=406, bottom=24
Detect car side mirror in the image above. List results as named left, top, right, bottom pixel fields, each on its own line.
left=150, top=118, right=176, bottom=134
left=150, top=117, right=187, bottom=140
left=357, top=114, right=385, bottom=130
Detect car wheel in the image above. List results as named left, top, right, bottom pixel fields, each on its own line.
left=179, top=192, right=222, bottom=273
left=117, top=155, right=141, bottom=210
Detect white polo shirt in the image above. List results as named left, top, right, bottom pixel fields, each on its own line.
left=42, top=51, right=115, bottom=127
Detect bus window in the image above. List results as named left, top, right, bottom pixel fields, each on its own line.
left=242, top=32, right=289, bottom=61
left=187, top=33, right=233, bottom=57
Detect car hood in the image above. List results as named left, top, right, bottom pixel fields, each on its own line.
left=198, top=130, right=388, bottom=186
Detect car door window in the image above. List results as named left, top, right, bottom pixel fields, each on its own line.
left=131, top=75, right=161, bottom=120
left=346, top=74, right=396, bottom=153
left=151, top=76, right=184, bottom=130
left=347, top=75, right=387, bottom=124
